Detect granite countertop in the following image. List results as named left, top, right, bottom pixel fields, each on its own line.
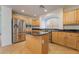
left=25, top=27, right=79, bottom=36
left=31, top=31, right=49, bottom=36
left=32, top=27, right=79, bottom=32
left=32, top=27, right=53, bottom=30
left=26, top=29, right=79, bottom=36
left=52, top=29, right=79, bottom=32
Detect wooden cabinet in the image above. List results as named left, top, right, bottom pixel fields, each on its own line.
left=32, top=30, right=40, bottom=34
left=74, top=33, right=79, bottom=50
left=26, top=34, right=42, bottom=54
left=52, top=32, right=79, bottom=49
left=52, top=32, right=65, bottom=45
left=57, top=32, right=66, bottom=45
left=52, top=32, right=58, bottom=43
left=76, top=40, right=79, bottom=50
left=42, top=34, right=49, bottom=54
left=76, top=9, right=79, bottom=24
left=32, top=19, right=40, bottom=26
left=13, top=14, right=32, bottom=24
left=63, top=10, right=76, bottom=25
left=65, top=33, right=77, bottom=48
left=26, top=33, right=49, bottom=54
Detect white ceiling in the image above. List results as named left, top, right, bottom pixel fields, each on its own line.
left=7, top=5, right=73, bottom=17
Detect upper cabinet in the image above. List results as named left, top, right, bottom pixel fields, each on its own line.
left=32, top=19, right=40, bottom=27
left=13, top=13, right=32, bottom=25
left=63, top=9, right=77, bottom=25
left=63, top=6, right=79, bottom=25
left=76, top=9, right=79, bottom=24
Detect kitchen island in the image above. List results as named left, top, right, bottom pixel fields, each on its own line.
left=26, top=31, right=49, bottom=54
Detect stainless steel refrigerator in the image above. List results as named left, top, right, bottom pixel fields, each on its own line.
left=12, top=19, right=25, bottom=43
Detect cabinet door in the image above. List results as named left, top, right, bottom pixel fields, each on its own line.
left=76, top=40, right=79, bottom=50
left=52, top=32, right=65, bottom=45
left=74, top=33, right=79, bottom=50
left=63, top=10, right=76, bottom=25
left=76, top=9, right=79, bottom=24
left=58, top=32, right=66, bottom=45
left=52, top=32, right=58, bottom=43
left=63, top=12, right=69, bottom=24
left=65, top=33, right=77, bottom=49
left=32, top=19, right=40, bottom=26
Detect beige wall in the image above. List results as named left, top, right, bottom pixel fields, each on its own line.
left=1, top=6, right=12, bottom=46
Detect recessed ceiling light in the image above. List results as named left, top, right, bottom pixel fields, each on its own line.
left=21, top=10, right=24, bottom=12
left=44, top=9, right=47, bottom=12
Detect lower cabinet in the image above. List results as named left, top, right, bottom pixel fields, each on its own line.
left=75, top=35, right=79, bottom=50
left=65, top=33, right=77, bottom=49
left=65, top=36, right=77, bottom=49
left=42, top=34, right=49, bottom=54
left=76, top=40, right=79, bottom=50
left=57, top=32, right=66, bottom=45
left=52, top=32, right=65, bottom=45
left=52, top=32, right=79, bottom=50
left=52, top=32, right=58, bottom=43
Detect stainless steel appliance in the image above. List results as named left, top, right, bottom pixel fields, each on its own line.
left=12, top=19, right=25, bottom=43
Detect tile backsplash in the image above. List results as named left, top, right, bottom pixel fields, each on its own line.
left=64, top=25, right=79, bottom=29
